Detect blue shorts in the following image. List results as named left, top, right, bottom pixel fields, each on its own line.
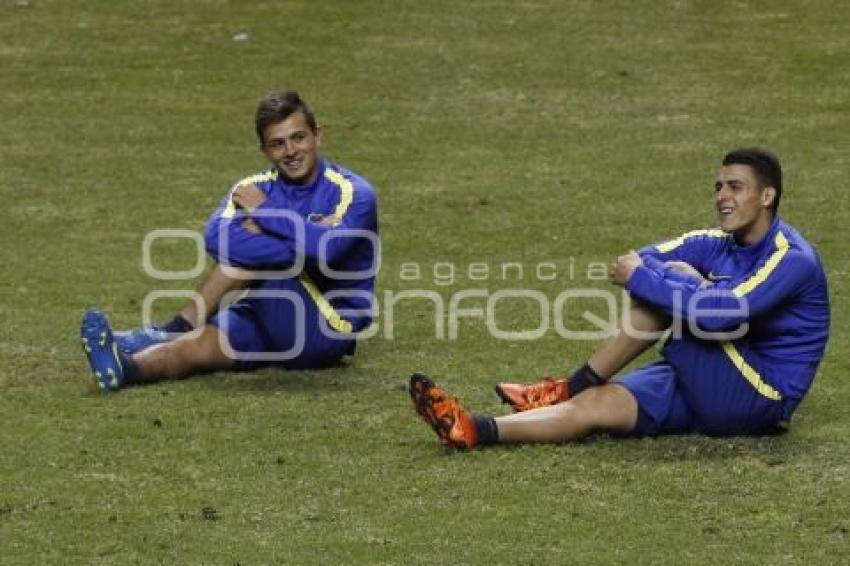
left=209, top=277, right=356, bottom=371
left=614, top=335, right=788, bottom=437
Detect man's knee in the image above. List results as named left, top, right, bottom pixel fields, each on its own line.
left=570, top=383, right=639, bottom=433
left=621, top=301, right=671, bottom=338
left=174, top=326, right=234, bottom=369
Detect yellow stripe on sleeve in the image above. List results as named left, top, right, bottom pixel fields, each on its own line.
left=732, top=232, right=790, bottom=297
left=655, top=229, right=729, bottom=253
left=720, top=341, right=782, bottom=401
left=298, top=273, right=353, bottom=334
left=221, top=187, right=237, bottom=219
left=239, top=169, right=279, bottom=186
left=221, top=170, right=279, bottom=219
left=324, top=168, right=354, bottom=225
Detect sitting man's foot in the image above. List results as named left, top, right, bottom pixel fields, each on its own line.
left=81, top=309, right=126, bottom=391
left=409, top=373, right=478, bottom=449
left=115, top=325, right=171, bottom=355
left=494, top=377, right=569, bottom=412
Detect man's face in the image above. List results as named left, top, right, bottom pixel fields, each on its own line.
left=714, top=164, right=774, bottom=242
left=261, top=111, right=321, bottom=185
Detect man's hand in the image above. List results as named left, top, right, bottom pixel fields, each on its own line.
left=307, top=213, right=342, bottom=227
left=664, top=260, right=701, bottom=277
left=610, top=250, right=643, bottom=286
left=665, top=260, right=710, bottom=288
left=241, top=217, right=263, bottom=234
left=232, top=183, right=266, bottom=212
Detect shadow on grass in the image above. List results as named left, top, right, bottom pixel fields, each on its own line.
left=566, top=431, right=820, bottom=469
left=416, top=431, right=821, bottom=475
left=196, top=361, right=362, bottom=394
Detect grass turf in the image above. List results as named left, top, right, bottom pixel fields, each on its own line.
left=1, top=0, right=849, bottom=563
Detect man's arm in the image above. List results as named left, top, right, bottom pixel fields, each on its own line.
left=204, top=187, right=297, bottom=269
left=616, top=242, right=813, bottom=332
left=638, top=229, right=729, bottom=275
left=233, top=181, right=378, bottom=266
left=640, top=254, right=710, bottom=288
left=612, top=252, right=707, bottom=289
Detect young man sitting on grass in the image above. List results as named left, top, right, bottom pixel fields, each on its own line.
left=411, top=148, right=829, bottom=447
left=81, top=89, right=379, bottom=390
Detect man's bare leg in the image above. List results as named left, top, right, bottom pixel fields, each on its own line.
left=130, top=325, right=235, bottom=382
left=179, top=264, right=252, bottom=328
left=586, top=300, right=670, bottom=378
left=490, top=302, right=666, bottom=441
left=411, top=374, right=639, bottom=447
left=496, top=300, right=670, bottom=412
left=495, top=384, right=639, bottom=443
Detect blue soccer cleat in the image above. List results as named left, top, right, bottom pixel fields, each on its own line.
left=80, top=308, right=126, bottom=391
left=114, top=325, right=171, bottom=355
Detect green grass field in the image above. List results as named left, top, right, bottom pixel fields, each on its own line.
left=2, top=0, right=849, bottom=563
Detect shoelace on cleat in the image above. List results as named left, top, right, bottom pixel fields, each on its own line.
left=523, top=378, right=563, bottom=406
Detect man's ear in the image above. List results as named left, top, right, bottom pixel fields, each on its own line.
left=762, top=186, right=777, bottom=209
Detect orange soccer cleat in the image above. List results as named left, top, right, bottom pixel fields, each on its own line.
left=409, top=373, right=478, bottom=449
left=494, top=377, right=570, bottom=412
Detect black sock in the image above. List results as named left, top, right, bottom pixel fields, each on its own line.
left=120, top=352, right=141, bottom=384
left=473, top=415, right=499, bottom=446
left=568, top=363, right=604, bottom=396
left=163, top=314, right=193, bottom=333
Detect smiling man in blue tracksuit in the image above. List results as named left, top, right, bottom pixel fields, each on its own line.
left=81, top=89, right=379, bottom=390
left=411, top=148, right=830, bottom=448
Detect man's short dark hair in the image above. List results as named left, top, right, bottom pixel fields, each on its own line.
left=722, top=147, right=783, bottom=213
left=255, top=89, right=317, bottom=143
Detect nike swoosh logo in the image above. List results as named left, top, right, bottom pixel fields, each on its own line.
left=707, top=272, right=732, bottom=281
